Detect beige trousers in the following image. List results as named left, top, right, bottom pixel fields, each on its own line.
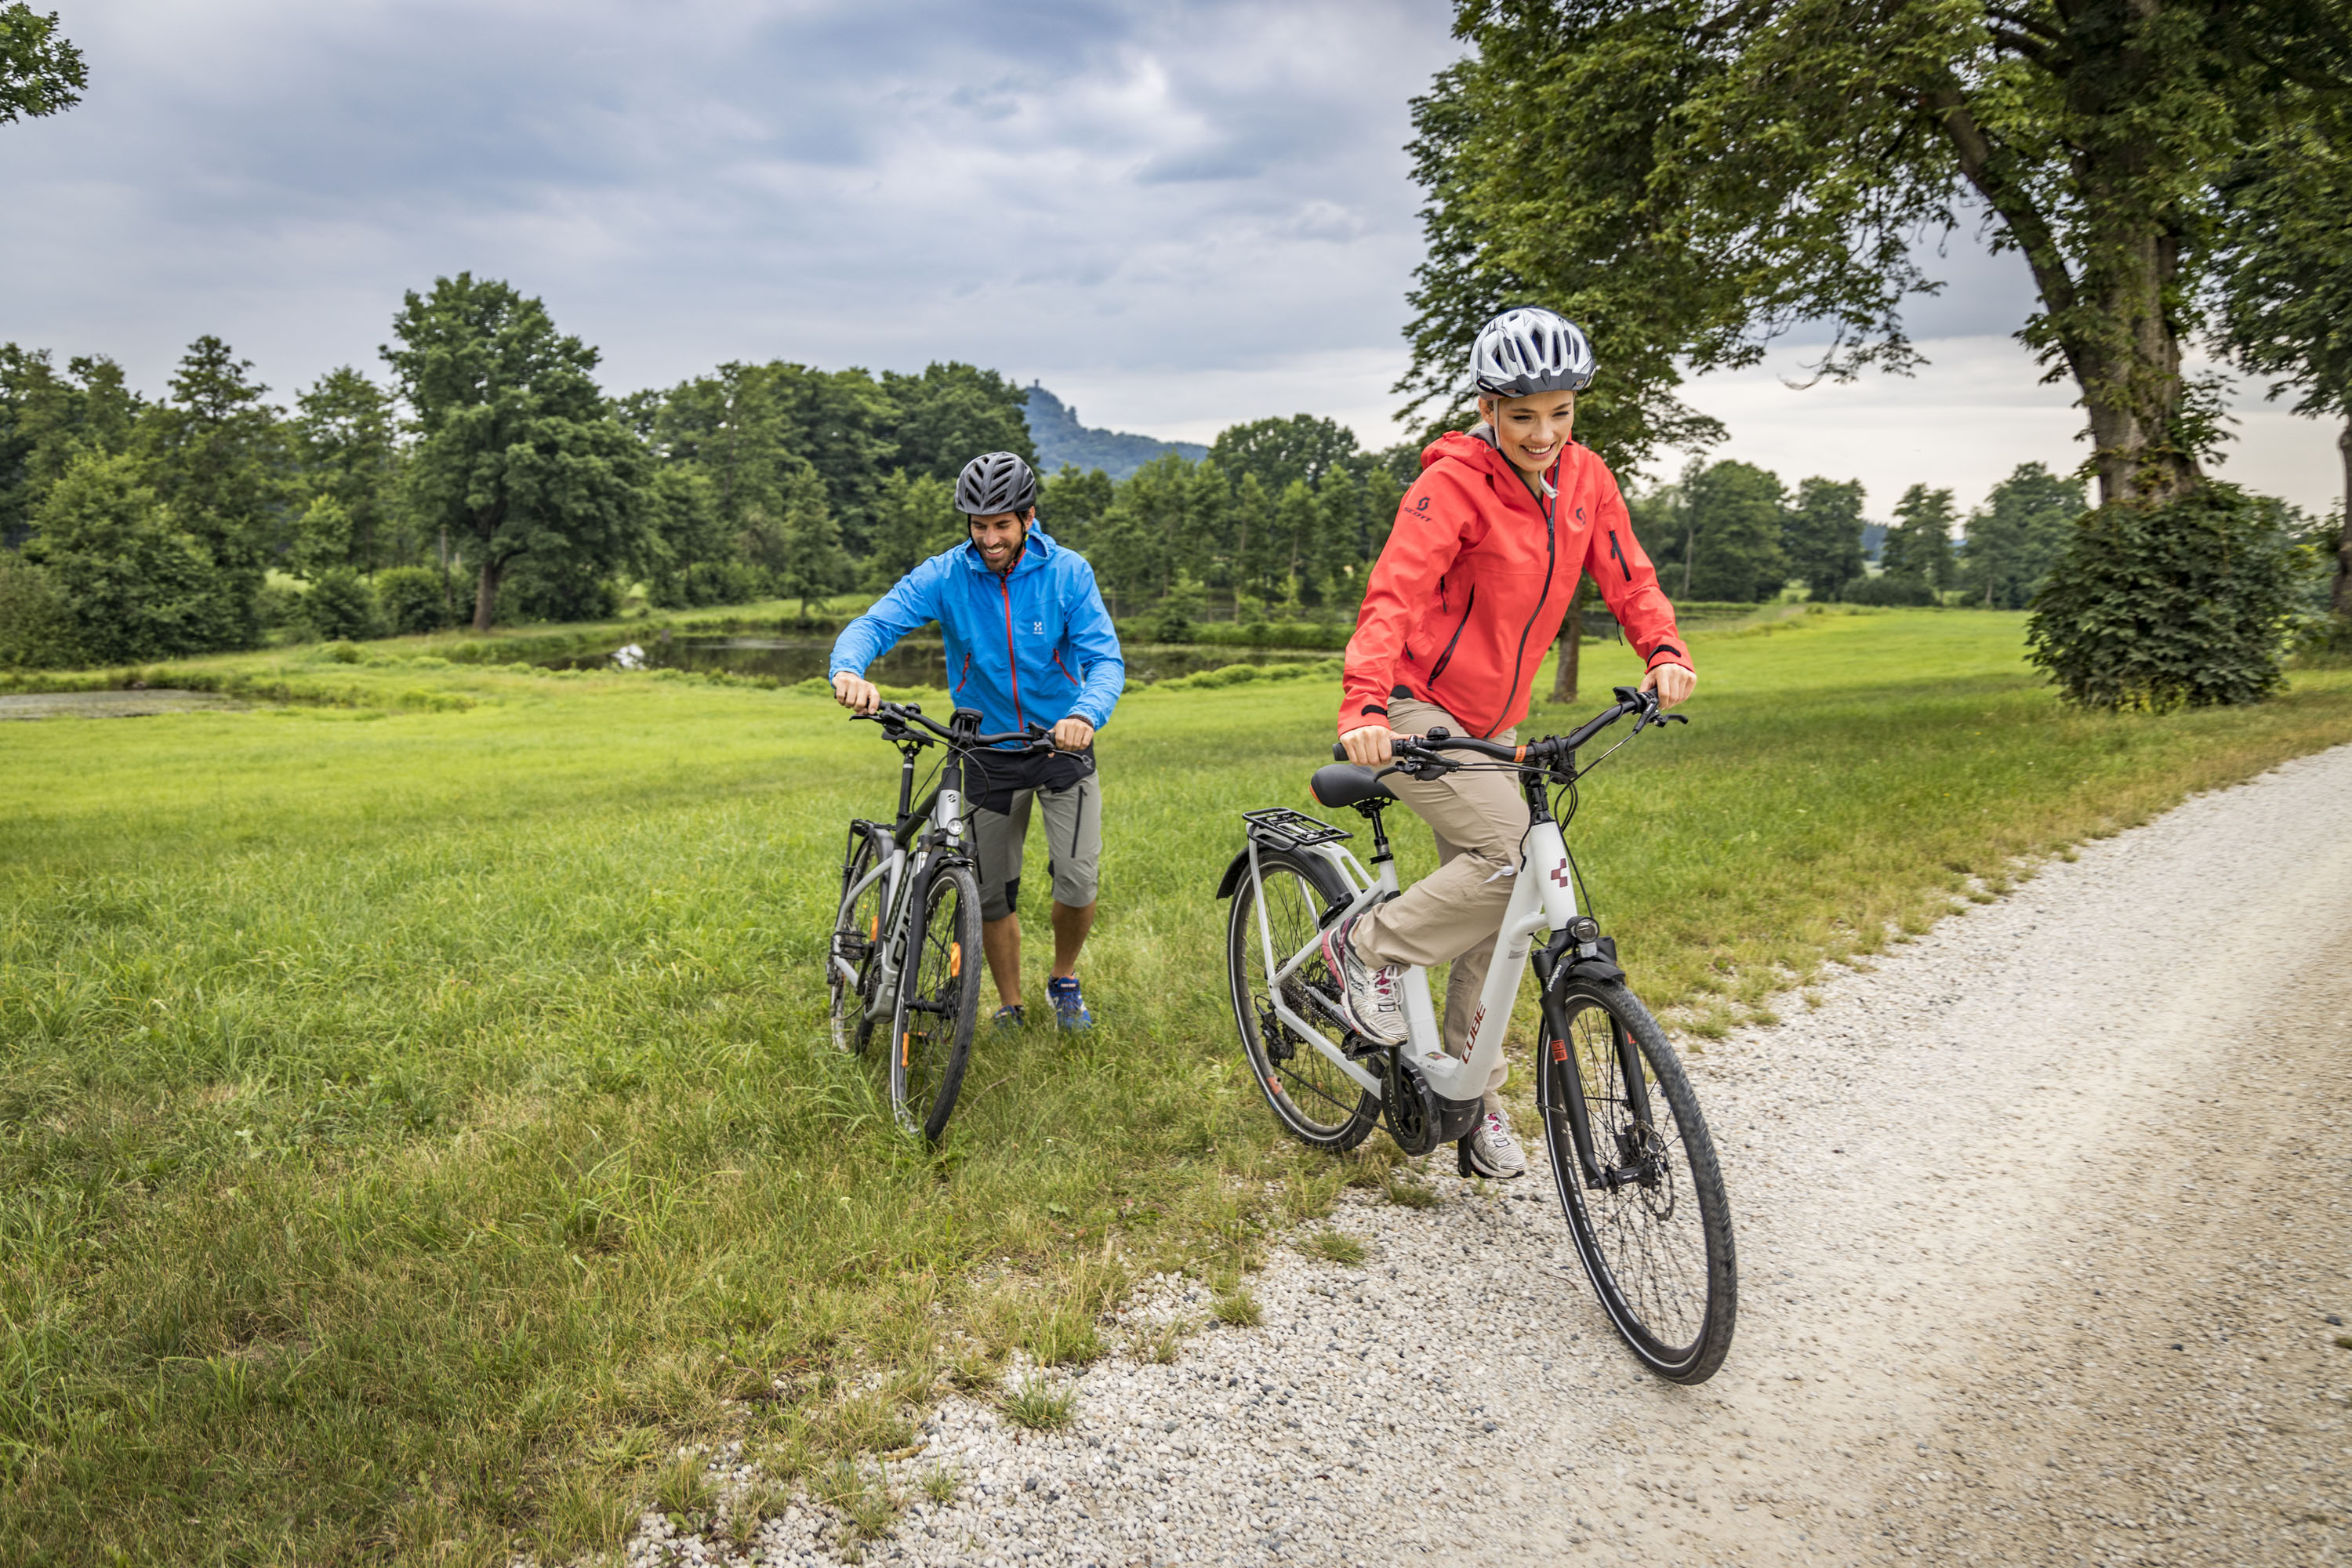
left=1350, top=697, right=1528, bottom=1105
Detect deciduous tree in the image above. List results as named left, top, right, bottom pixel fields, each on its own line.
left=2212, top=99, right=2352, bottom=612
left=1961, top=463, right=2084, bottom=608
left=1783, top=477, right=1867, bottom=602
left=139, top=336, right=289, bottom=645
left=383, top=274, right=651, bottom=631
left=1885, top=485, right=1959, bottom=594
left=1404, top=1, right=2352, bottom=507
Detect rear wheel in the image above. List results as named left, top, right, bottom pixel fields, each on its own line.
left=1537, top=978, right=1736, bottom=1383
left=1226, top=845, right=1377, bottom=1150
left=828, top=826, right=892, bottom=1054
left=891, top=863, right=982, bottom=1142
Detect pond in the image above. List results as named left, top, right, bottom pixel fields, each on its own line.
left=543, top=637, right=1336, bottom=688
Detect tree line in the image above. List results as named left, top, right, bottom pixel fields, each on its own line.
left=1644, top=460, right=2087, bottom=612
left=4, top=265, right=2125, bottom=673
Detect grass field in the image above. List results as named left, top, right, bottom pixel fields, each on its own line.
left=6, top=608, right=2352, bottom=1564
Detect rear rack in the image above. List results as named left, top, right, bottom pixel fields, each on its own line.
left=1242, top=807, right=1352, bottom=850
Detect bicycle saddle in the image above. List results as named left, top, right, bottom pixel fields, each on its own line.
left=1310, top=764, right=1397, bottom=809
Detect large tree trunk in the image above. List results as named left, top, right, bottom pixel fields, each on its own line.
left=473, top=557, right=503, bottom=633
left=1551, top=579, right=1588, bottom=702
left=1929, top=86, right=2202, bottom=510
left=2336, top=416, right=2352, bottom=619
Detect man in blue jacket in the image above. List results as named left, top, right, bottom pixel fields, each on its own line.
left=830, top=452, right=1125, bottom=1030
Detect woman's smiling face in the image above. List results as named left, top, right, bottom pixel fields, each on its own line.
left=1478, top=390, right=1577, bottom=480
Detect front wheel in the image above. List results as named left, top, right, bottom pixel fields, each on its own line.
left=890, top=862, right=982, bottom=1142
left=1538, top=978, right=1736, bottom=1383
left=1225, top=844, right=1378, bottom=1151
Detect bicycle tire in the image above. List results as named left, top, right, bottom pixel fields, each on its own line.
left=1537, top=977, right=1736, bottom=1383
left=1226, top=844, right=1378, bottom=1151
left=890, top=862, right=982, bottom=1142
left=827, top=825, right=893, bottom=1055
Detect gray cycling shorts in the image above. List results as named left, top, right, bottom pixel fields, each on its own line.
left=971, top=772, right=1102, bottom=921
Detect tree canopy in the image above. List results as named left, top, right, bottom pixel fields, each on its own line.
left=0, top=3, right=82, bottom=125
left=383, top=274, right=651, bottom=631
left=1406, top=2, right=2352, bottom=504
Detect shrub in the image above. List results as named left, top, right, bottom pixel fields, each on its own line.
left=0, top=554, right=81, bottom=668
left=255, top=578, right=308, bottom=634
left=24, top=452, right=247, bottom=662
left=2027, top=484, right=2308, bottom=711
left=376, top=566, right=454, bottom=635
left=303, top=567, right=384, bottom=641
left=1840, top=575, right=1940, bottom=607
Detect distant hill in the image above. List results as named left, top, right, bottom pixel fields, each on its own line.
left=1023, top=383, right=1207, bottom=481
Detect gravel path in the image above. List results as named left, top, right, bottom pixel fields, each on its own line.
left=634, top=745, right=2352, bottom=1568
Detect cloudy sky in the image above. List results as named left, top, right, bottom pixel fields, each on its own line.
left=3, top=0, right=2340, bottom=519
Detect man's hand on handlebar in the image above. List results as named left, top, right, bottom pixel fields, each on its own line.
left=1640, top=661, right=1697, bottom=710
left=831, top=671, right=880, bottom=714
left=1338, top=724, right=1399, bottom=768
left=1052, top=716, right=1095, bottom=752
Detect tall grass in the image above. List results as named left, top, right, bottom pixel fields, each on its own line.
left=4, top=609, right=2350, bottom=1562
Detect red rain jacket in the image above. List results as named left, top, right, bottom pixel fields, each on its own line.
left=1339, top=430, right=1689, bottom=740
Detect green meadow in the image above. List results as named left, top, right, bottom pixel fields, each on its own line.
left=6, top=608, right=2351, bottom=1563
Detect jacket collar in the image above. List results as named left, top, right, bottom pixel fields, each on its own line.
left=1428, top=426, right=1560, bottom=499
left=956, top=524, right=1058, bottom=579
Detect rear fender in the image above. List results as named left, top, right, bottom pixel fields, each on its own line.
left=1214, top=850, right=1251, bottom=901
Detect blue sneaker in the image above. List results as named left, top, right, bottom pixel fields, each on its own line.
left=1047, top=976, right=1092, bottom=1030
left=993, top=1004, right=1025, bottom=1031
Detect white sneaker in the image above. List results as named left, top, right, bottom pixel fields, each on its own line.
left=1319, top=913, right=1406, bottom=1045
left=1465, top=1108, right=1527, bottom=1179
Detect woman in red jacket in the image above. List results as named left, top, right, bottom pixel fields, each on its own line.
left=1325, top=306, right=1697, bottom=1178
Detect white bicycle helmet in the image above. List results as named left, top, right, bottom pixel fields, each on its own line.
left=1467, top=307, right=1596, bottom=398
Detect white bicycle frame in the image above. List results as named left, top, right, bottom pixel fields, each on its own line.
left=1245, top=812, right=1585, bottom=1105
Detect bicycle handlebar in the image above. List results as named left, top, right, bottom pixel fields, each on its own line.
left=855, top=700, right=1056, bottom=754
left=1329, top=685, right=1685, bottom=770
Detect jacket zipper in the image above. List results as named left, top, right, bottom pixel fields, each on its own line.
left=1425, top=585, right=1477, bottom=686
left=1491, top=462, right=1560, bottom=738
left=1608, top=529, right=1632, bottom=581
left=997, top=578, right=1026, bottom=728
left=1051, top=650, right=1081, bottom=688
left=954, top=652, right=971, bottom=696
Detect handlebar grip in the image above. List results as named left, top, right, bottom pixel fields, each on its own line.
left=1331, top=742, right=1348, bottom=762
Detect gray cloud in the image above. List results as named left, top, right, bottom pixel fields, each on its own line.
left=2, top=0, right=1456, bottom=426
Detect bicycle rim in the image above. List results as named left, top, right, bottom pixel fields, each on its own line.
left=829, top=830, right=887, bottom=1055
left=1540, top=981, right=1736, bottom=1383
left=891, top=865, right=979, bottom=1142
left=1227, top=848, right=1377, bottom=1149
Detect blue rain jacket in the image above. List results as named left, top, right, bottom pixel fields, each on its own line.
left=829, top=528, right=1125, bottom=741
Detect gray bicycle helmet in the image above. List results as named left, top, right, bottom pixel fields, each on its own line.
left=955, top=452, right=1039, bottom=517
left=1467, top=306, right=1596, bottom=398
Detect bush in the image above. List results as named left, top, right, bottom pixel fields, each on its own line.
left=255, top=578, right=309, bottom=634
left=303, top=567, right=384, bottom=641
left=0, top=553, right=81, bottom=668
left=376, top=567, right=455, bottom=635
left=24, top=452, right=248, bottom=662
left=1840, top=575, right=1940, bottom=607
left=2027, top=484, right=2307, bottom=711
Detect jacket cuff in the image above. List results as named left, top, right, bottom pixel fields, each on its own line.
left=1645, top=644, right=1687, bottom=668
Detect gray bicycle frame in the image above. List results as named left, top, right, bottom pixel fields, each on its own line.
left=830, top=766, right=970, bottom=1035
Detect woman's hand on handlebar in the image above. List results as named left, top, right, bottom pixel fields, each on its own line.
left=1640, top=662, right=1697, bottom=710
left=832, top=671, right=881, bottom=714
left=1052, top=716, right=1095, bottom=751
left=1338, top=725, right=1399, bottom=767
